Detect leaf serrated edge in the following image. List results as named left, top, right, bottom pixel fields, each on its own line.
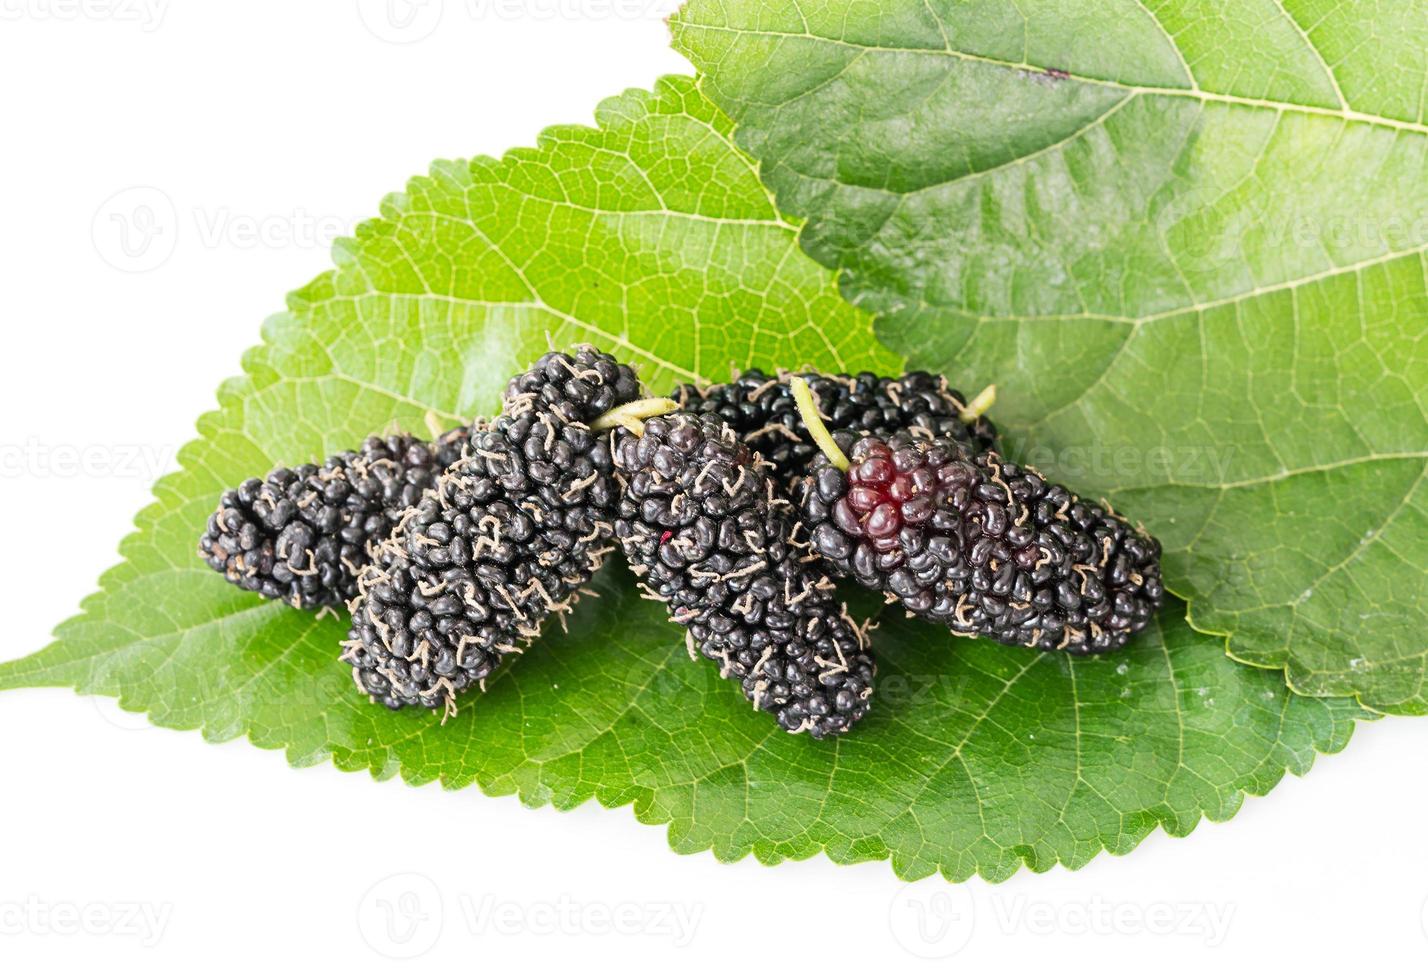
left=13, top=676, right=1370, bottom=884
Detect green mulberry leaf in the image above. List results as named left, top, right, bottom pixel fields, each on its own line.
left=0, top=76, right=1370, bottom=880
left=672, top=0, right=1428, bottom=715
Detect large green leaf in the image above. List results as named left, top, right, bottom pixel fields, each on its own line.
left=673, top=0, right=1428, bottom=714
left=0, top=76, right=1370, bottom=880
left=0, top=568, right=1367, bottom=881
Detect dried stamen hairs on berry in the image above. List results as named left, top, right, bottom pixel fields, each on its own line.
left=612, top=412, right=875, bottom=738
left=198, top=425, right=473, bottom=609
left=800, top=428, right=1164, bottom=655
left=343, top=346, right=653, bottom=717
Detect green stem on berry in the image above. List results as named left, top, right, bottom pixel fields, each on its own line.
left=790, top=376, right=850, bottom=472
left=959, top=384, right=997, bottom=422
left=590, top=397, right=680, bottom=436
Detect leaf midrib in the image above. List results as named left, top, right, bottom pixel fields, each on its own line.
left=679, top=22, right=1428, bottom=136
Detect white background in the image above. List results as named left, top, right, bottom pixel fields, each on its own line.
left=2, top=3, right=1426, bottom=976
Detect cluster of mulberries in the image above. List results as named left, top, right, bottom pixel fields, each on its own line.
left=341, top=348, right=640, bottom=712
left=199, top=427, right=471, bottom=609
left=613, top=413, right=874, bottom=737
left=199, top=347, right=1164, bottom=737
left=801, top=433, right=1164, bottom=654
left=672, top=368, right=997, bottom=479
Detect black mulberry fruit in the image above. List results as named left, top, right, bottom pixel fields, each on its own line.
left=672, top=368, right=998, bottom=479
left=801, top=433, right=1164, bottom=654
left=199, top=426, right=472, bottom=609
left=614, top=412, right=875, bottom=737
left=341, top=346, right=644, bottom=713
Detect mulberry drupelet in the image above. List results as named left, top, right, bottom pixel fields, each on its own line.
left=801, top=430, right=1164, bottom=654
left=199, top=426, right=472, bottom=609
left=613, top=412, right=875, bottom=737
left=671, top=368, right=998, bottom=479
left=341, top=346, right=650, bottom=713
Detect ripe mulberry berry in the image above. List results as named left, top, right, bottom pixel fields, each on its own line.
left=671, top=368, right=998, bottom=478
left=802, top=433, right=1164, bottom=654
left=341, top=346, right=646, bottom=713
left=199, top=426, right=471, bottom=609
left=614, top=413, right=875, bottom=737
